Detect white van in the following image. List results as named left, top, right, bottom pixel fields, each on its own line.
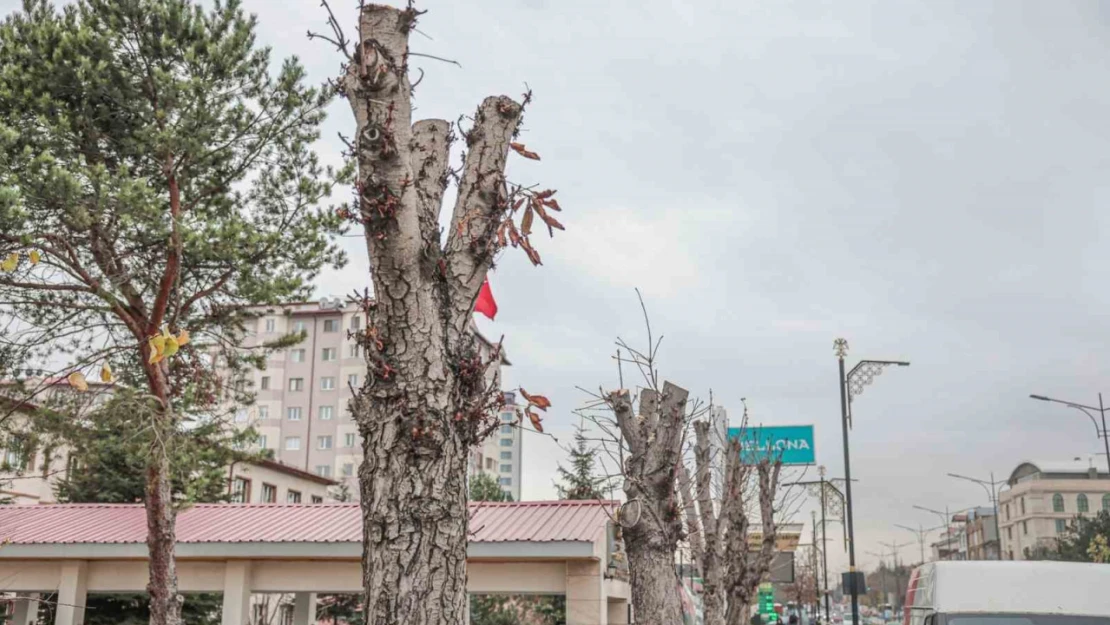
left=903, top=561, right=1110, bottom=625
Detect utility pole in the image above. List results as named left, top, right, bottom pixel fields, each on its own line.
left=791, top=466, right=850, bottom=623
left=1030, top=393, right=1110, bottom=475
left=895, top=522, right=945, bottom=565
left=834, top=338, right=910, bottom=625
left=948, top=473, right=1004, bottom=560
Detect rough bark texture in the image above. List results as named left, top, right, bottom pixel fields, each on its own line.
left=723, top=450, right=782, bottom=625
left=343, top=5, right=530, bottom=625
left=609, top=382, right=689, bottom=625
left=145, top=448, right=182, bottom=625
left=693, top=421, right=725, bottom=625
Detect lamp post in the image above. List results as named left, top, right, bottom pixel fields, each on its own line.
left=948, top=472, right=1004, bottom=560
left=835, top=338, right=909, bottom=625
left=790, top=467, right=850, bottom=623
left=894, top=522, right=945, bottom=565
left=879, top=540, right=911, bottom=610
left=1029, top=393, right=1110, bottom=475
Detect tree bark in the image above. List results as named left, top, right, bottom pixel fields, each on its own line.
left=694, top=421, right=725, bottom=625
left=344, top=5, right=529, bottom=625
left=145, top=446, right=182, bottom=625
left=610, top=383, right=689, bottom=625
left=723, top=451, right=782, bottom=625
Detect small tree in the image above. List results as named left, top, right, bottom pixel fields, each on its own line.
left=0, top=1, right=346, bottom=622
left=555, top=426, right=611, bottom=500
left=469, top=471, right=512, bottom=502
left=1031, top=510, right=1110, bottom=563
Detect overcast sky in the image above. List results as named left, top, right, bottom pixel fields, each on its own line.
left=9, top=0, right=1110, bottom=574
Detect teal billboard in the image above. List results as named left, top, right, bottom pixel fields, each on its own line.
left=728, top=424, right=816, bottom=465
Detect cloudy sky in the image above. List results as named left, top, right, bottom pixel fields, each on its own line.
left=9, top=0, right=1110, bottom=573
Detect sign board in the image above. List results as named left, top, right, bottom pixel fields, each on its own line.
left=729, top=425, right=816, bottom=465
left=769, top=551, right=795, bottom=584
left=759, top=583, right=777, bottom=622
left=747, top=523, right=803, bottom=551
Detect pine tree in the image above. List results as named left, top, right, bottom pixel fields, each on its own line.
left=0, top=1, right=347, bottom=622
left=555, top=427, right=611, bottom=500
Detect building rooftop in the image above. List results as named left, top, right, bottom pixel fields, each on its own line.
left=1007, top=458, right=1110, bottom=485
left=0, top=500, right=616, bottom=545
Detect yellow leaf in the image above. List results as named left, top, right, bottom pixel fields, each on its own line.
left=28, top=250, right=40, bottom=265
left=67, top=371, right=89, bottom=392
left=175, top=329, right=190, bottom=347
left=99, top=363, right=113, bottom=383
left=1, top=253, right=17, bottom=272
left=149, top=335, right=166, bottom=364
left=162, top=335, right=179, bottom=359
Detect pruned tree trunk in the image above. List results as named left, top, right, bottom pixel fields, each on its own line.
left=145, top=449, right=182, bottom=625
left=723, top=452, right=782, bottom=625
left=342, top=5, right=559, bottom=625
left=609, top=383, right=689, bottom=625
left=693, top=421, right=725, bottom=625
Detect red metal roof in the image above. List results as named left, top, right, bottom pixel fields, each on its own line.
left=0, top=500, right=614, bottom=545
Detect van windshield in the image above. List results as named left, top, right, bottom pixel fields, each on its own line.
left=948, top=615, right=1110, bottom=625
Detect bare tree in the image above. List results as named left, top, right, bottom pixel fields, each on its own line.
left=315, top=3, right=564, bottom=625
left=724, top=454, right=782, bottom=625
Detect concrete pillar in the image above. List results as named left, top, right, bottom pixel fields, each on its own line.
left=565, top=561, right=607, bottom=625
left=221, top=561, right=252, bottom=625
left=292, top=592, right=317, bottom=625
left=607, top=599, right=629, bottom=625
left=13, top=593, right=40, bottom=625
left=54, top=561, right=87, bottom=625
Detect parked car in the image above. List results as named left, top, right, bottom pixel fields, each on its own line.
left=903, top=561, right=1110, bottom=625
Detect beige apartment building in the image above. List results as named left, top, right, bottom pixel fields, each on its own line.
left=998, top=458, right=1110, bottom=560
left=241, top=300, right=517, bottom=499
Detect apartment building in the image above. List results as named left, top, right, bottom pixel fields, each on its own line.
left=241, top=299, right=510, bottom=497
left=997, top=458, right=1110, bottom=560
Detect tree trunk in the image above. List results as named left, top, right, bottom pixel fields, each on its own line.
left=145, top=428, right=182, bottom=625
left=694, top=422, right=725, bottom=625
left=624, top=537, right=684, bottom=625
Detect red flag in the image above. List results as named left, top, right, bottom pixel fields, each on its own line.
left=474, top=278, right=498, bottom=320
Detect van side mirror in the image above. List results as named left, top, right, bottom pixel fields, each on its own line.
left=924, top=615, right=936, bottom=625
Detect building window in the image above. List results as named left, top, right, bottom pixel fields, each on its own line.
left=485, top=458, right=495, bottom=470
left=1056, top=519, right=1067, bottom=534
left=344, top=433, right=357, bottom=448
left=260, top=376, right=270, bottom=390
left=257, top=435, right=268, bottom=450
left=499, top=477, right=511, bottom=486
left=265, top=318, right=276, bottom=333
left=500, top=451, right=512, bottom=460
left=500, top=425, right=512, bottom=435
left=287, top=490, right=302, bottom=504
left=257, top=405, right=269, bottom=420
left=317, top=436, right=333, bottom=450
left=322, top=347, right=337, bottom=362
left=280, top=604, right=294, bottom=625
left=315, top=465, right=332, bottom=477
left=1022, top=520, right=1028, bottom=535
left=285, top=437, right=301, bottom=451
left=291, top=349, right=306, bottom=363
left=1020, top=497, right=1025, bottom=515
left=287, top=407, right=302, bottom=421
left=231, top=477, right=251, bottom=503
left=289, top=377, right=304, bottom=392
left=500, top=464, right=512, bottom=473
left=311, top=495, right=324, bottom=504
left=500, top=439, right=512, bottom=447
left=320, top=377, right=336, bottom=391
left=1005, top=504, right=1010, bottom=521
left=347, top=374, right=359, bottom=388
left=348, top=344, right=360, bottom=358
left=342, top=463, right=354, bottom=477
left=1103, top=494, right=1110, bottom=511
left=261, top=483, right=277, bottom=503
left=501, top=413, right=513, bottom=422
left=351, top=315, right=362, bottom=330
left=323, top=319, right=339, bottom=333
left=1053, top=493, right=1065, bottom=512
left=1006, top=527, right=1012, bottom=540
left=319, top=405, right=334, bottom=420
left=292, top=320, right=306, bottom=333
left=1078, top=494, right=1090, bottom=513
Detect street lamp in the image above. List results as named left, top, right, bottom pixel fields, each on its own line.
left=1029, top=393, right=1110, bottom=475
left=835, top=338, right=909, bottom=625
left=894, top=522, right=945, bottom=565
left=791, top=466, right=851, bottom=622
left=948, top=472, right=1004, bottom=560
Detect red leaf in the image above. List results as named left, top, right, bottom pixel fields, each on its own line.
left=496, top=221, right=508, bottom=247
left=510, top=142, right=541, bottom=160
left=521, top=205, right=534, bottom=236
left=512, top=198, right=525, bottom=211
left=541, top=213, right=565, bottom=236
left=545, top=198, right=561, bottom=211
left=526, top=407, right=544, bottom=433
left=519, top=388, right=552, bottom=411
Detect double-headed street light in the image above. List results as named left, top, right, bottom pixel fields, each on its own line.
left=947, top=472, right=1004, bottom=559
left=1029, top=393, right=1110, bottom=475
left=835, top=338, right=910, bottom=625
left=894, top=521, right=945, bottom=565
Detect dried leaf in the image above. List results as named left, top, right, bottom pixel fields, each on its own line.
left=510, top=142, right=541, bottom=160
left=149, top=335, right=166, bottom=364
left=496, top=221, right=508, bottom=248
left=535, top=189, right=556, bottom=200
left=541, top=213, right=565, bottom=235
left=507, top=222, right=521, bottom=247
left=1, top=253, right=17, bottom=273
left=162, top=335, right=180, bottom=359
left=176, top=329, right=190, bottom=347
left=521, top=205, right=534, bottom=236
left=67, top=371, right=89, bottom=392
left=526, top=407, right=543, bottom=433
left=99, top=363, right=113, bottom=383
left=512, top=198, right=525, bottom=211
left=519, top=388, right=552, bottom=411
left=28, top=250, right=41, bottom=265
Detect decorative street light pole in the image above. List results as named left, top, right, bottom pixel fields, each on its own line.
left=835, top=338, right=909, bottom=625
left=894, top=522, right=945, bottom=565
left=1029, top=393, right=1110, bottom=475
left=947, top=472, right=1004, bottom=560
left=792, top=466, right=849, bottom=623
